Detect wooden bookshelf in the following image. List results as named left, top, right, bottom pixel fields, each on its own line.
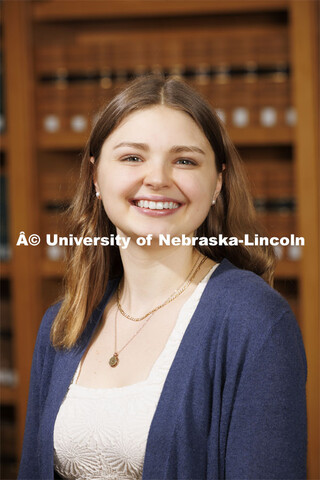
left=32, top=0, right=290, bottom=22
left=1, top=1, right=319, bottom=477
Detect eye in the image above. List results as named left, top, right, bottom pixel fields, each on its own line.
left=121, top=155, right=142, bottom=163
left=176, top=158, right=197, bottom=166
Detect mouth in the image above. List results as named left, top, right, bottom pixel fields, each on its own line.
left=130, top=198, right=183, bottom=216
left=132, top=199, right=180, bottom=210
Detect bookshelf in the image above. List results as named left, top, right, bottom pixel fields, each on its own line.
left=1, top=1, right=319, bottom=478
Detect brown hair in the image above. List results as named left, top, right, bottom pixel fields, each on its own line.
left=51, top=75, right=276, bottom=349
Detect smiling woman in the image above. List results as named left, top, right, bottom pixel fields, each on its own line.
left=18, top=75, right=307, bottom=480
left=92, top=106, right=221, bottom=239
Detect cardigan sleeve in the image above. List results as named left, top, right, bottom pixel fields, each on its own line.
left=224, top=310, right=307, bottom=479
left=18, top=305, right=58, bottom=479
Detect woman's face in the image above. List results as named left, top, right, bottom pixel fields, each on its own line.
left=94, top=105, right=222, bottom=240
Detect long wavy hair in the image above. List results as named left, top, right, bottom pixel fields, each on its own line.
left=51, top=75, right=276, bottom=349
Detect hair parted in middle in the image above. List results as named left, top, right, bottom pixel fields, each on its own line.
left=51, top=74, right=276, bottom=349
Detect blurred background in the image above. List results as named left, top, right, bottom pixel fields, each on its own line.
left=0, top=0, right=319, bottom=478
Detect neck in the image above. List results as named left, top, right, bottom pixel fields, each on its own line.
left=118, top=240, right=199, bottom=316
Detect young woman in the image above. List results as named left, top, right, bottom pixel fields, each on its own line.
left=18, top=75, right=307, bottom=479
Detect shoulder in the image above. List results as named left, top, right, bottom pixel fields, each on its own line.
left=205, top=259, right=304, bottom=360
left=210, top=258, right=291, bottom=321
left=37, top=301, right=62, bottom=344
left=34, top=302, right=60, bottom=356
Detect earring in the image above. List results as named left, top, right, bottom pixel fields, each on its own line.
left=211, top=199, right=216, bottom=205
left=96, top=191, right=101, bottom=198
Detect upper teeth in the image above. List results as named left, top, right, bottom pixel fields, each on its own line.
left=136, top=200, right=179, bottom=210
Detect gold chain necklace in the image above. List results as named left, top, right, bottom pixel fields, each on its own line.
left=116, top=255, right=207, bottom=322
left=109, top=309, right=156, bottom=367
left=109, top=255, right=207, bottom=368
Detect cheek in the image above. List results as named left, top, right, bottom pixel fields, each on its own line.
left=97, top=167, right=136, bottom=199
left=179, top=173, right=215, bottom=204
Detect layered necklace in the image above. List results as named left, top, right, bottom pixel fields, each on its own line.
left=109, top=254, right=207, bottom=368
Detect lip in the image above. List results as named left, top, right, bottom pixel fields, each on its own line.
left=130, top=195, right=184, bottom=203
left=129, top=195, right=184, bottom=217
left=131, top=204, right=183, bottom=217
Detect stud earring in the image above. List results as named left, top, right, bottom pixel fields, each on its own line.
left=96, top=192, right=101, bottom=198
left=211, top=199, right=216, bottom=205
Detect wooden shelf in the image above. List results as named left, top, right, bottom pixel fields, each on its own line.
left=0, top=385, right=17, bottom=405
left=38, top=132, right=87, bottom=151
left=32, top=0, right=289, bottom=22
left=0, top=262, right=12, bottom=278
left=41, top=259, right=64, bottom=278
left=229, top=127, right=293, bottom=146
left=37, top=127, right=293, bottom=151
left=275, top=260, right=300, bottom=279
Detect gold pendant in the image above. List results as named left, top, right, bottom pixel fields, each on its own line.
left=109, top=353, right=119, bottom=368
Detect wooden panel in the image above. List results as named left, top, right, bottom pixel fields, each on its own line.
left=0, top=134, right=8, bottom=152
left=0, top=262, right=11, bottom=278
left=41, top=259, right=64, bottom=278
left=289, top=1, right=320, bottom=477
left=230, top=126, right=293, bottom=145
left=0, top=386, right=17, bottom=405
left=2, top=0, right=41, bottom=455
left=32, top=0, right=289, bottom=21
left=38, top=132, right=87, bottom=150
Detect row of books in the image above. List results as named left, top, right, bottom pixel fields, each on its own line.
left=37, top=70, right=291, bottom=97
left=0, top=285, right=15, bottom=387
left=36, top=76, right=295, bottom=133
left=39, top=153, right=78, bottom=203
left=37, top=106, right=296, bottom=134
left=0, top=51, right=5, bottom=133
left=275, top=279, right=299, bottom=320
left=38, top=65, right=290, bottom=83
left=1, top=334, right=13, bottom=372
left=35, top=26, right=289, bottom=75
left=0, top=176, right=10, bottom=261
left=0, top=295, right=11, bottom=332
left=0, top=406, right=16, bottom=464
left=246, top=158, right=294, bottom=200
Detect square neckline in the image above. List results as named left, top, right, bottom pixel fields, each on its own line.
left=70, top=263, right=219, bottom=394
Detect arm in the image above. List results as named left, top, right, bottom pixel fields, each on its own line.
left=18, top=305, right=58, bottom=480
left=225, top=311, right=307, bottom=479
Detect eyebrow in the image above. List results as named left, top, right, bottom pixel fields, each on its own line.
left=113, top=142, right=206, bottom=155
left=113, top=142, right=148, bottom=151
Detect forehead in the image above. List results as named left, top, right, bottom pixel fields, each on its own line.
left=101, top=105, right=213, bottom=152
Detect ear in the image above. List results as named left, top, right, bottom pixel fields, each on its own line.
left=213, top=170, right=223, bottom=200
left=90, top=156, right=99, bottom=192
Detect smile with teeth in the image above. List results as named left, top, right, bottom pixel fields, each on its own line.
left=134, top=200, right=180, bottom=210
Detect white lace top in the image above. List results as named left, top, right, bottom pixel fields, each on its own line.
left=53, top=264, right=218, bottom=480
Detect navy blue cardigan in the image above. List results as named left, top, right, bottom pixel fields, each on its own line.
left=18, top=259, right=307, bottom=479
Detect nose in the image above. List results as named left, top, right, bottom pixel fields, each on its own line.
left=143, top=160, right=172, bottom=190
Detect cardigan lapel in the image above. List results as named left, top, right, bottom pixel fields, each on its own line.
left=39, top=278, right=120, bottom=478
left=142, top=259, right=232, bottom=478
